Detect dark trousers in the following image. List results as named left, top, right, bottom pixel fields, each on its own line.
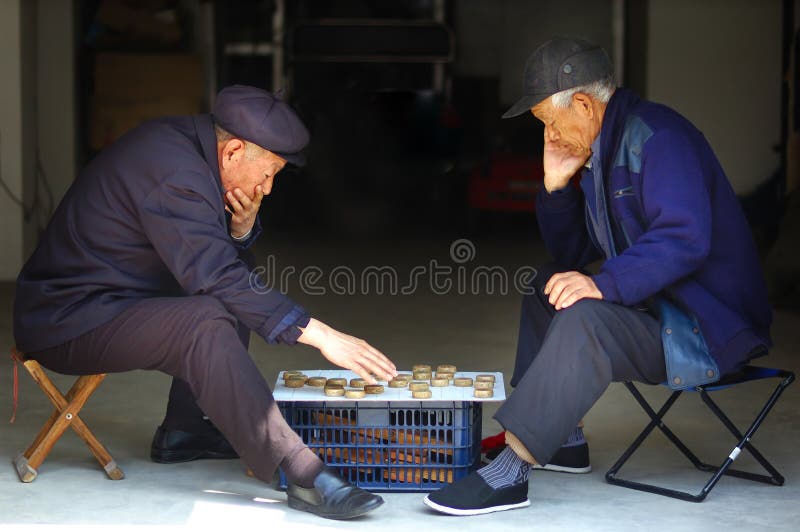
left=29, top=296, right=304, bottom=483
left=495, top=263, right=667, bottom=465
left=161, top=321, right=251, bottom=435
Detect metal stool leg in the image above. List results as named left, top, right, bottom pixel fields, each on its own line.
left=605, top=384, right=711, bottom=502
left=696, top=373, right=793, bottom=486
left=605, top=371, right=793, bottom=502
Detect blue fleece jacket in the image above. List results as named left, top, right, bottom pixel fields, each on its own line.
left=536, top=88, right=771, bottom=376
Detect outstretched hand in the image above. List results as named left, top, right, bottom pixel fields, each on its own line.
left=297, top=318, right=397, bottom=384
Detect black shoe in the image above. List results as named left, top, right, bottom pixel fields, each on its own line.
left=484, top=443, right=591, bottom=474
left=423, top=471, right=530, bottom=516
left=287, top=467, right=384, bottom=520
left=150, top=425, right=238, bottom=464
left=533, top=442, right=591, bottom=474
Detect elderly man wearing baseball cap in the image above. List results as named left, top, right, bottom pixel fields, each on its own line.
left=15, top=85, right=395, bottom=519
left=423, top=37, right=771, bottom=515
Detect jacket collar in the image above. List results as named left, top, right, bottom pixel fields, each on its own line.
left=598, top=87, right=641, bottom=180
left=193, top=114, right=226, bottom=199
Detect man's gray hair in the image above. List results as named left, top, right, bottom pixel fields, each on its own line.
left=214, top=123, right=268, bottom=160
left=551, top=76, right=616, bottom=109
left=214, top=123, right=235, bottom=142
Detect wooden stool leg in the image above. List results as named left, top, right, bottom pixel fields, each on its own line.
left=22, top=373, right=89, bottom=460
left=70, top=416, right=125, bottom=480
left=58, top=374, right=125, bottom=479
left=24, top=372, right=99, bottom=469
left=23, top=407, right=79, bottom=479
left=14, top=407, right=61, bottom=482
left=16, top=360, right=124, bottom=481
left=23, top=409, right=60, bottom=460
left=65, top=376, right=125, bottom=480
left=14, top=454, right=39, bottom=483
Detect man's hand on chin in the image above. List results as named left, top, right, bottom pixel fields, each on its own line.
left=542, top=137, right=591, bottom=193
left=226, top=185, right=264, bottom=238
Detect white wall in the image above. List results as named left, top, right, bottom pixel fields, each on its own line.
left=37, top=0, right=77, bottom=213
left=646, top=0, right=782, bottom=194
left=0, top=0, right=28, bottom=280
left=0, top=0, right=76, bottom=280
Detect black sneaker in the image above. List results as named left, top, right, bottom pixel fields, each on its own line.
left=423, top=471, right=530, bottom=516
left=484, top=443, right=591, bottom=474
left=533, top=442, right=591, bottom=473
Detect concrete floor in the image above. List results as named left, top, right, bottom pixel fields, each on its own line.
left=1, top=236, right=799, bottom=531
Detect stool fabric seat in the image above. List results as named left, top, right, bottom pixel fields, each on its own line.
left=605, top=365, right=794, bottom=502
left=9, top=347, right=124, bottom=482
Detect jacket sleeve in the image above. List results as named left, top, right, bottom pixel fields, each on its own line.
left=536, top=184, right=601, bottom=268
left=139, top=178, right=309, bottom=344
left=592, top=129, right=712, bottom=305
left=231, top=215, right=263, bottom=250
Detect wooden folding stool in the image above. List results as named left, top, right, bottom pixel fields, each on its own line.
left=10, top=347, right=124, bottom=482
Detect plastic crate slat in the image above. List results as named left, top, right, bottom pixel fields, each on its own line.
left=311, top=433, right=457, bottom=459
left=384, top=467, right=454, bottom=484
left=278, top=398, right=485, bottom=492
left=312, top=412, right=456, bottom=448
left=321, top=446, right=423, bottom=465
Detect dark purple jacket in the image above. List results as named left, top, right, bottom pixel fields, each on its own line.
left=14, top=115, right=309, bottom=352
left=536, top=88, right=771, bottom=376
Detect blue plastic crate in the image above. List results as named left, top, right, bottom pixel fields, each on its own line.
left=277, top=400, right=482, bottom=492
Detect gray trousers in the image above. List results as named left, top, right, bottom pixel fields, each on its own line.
left=29, top=296, right=305, bottom=483
left=494, top=263, right=667, bottom=465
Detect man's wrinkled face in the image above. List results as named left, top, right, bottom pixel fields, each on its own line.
left=532, top=96, right=596, bottom=158
left=218, top=140, right=286, bottom=200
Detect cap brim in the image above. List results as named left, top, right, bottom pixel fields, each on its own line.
left=278, top=151, right=306, bottom=167
left=501, top=93, right=550, bottom=119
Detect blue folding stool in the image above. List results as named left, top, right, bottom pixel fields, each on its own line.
left=605, top=365, right=795, bottom=502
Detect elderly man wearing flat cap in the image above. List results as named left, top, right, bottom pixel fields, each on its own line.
left=14, top=85, right=394, bottom=519
left=423, top=37, right=771, bottom=515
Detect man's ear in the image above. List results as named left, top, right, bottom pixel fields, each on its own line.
left=220, top=139, right=245, bottom=170
left=572, top=93, right=594, bottom=119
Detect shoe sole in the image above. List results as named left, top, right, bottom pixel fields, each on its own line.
left=423, top=494, right=530, bottom=516
left=150, top=449, right=238, bottom=464
left=532, top=463, right=592, bottom=474
left=288, top=496, right=384, bottom=520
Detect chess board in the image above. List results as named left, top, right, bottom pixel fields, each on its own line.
left=273, top=369, right=506, bottom=402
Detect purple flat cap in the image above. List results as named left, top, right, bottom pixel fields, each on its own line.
left=212, top=85, right=309, bottom=166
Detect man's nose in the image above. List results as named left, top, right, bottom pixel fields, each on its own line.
left=545, top=125, right=559, bottom=142
left=262, top=177, right=274, bottom=195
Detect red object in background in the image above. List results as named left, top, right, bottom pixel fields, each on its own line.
left=481, top=431, right=507, bottom=453
left=467, top=153, right=544, bottom=213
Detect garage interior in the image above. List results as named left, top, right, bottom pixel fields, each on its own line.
left=0, top=0, right=799, bottom=529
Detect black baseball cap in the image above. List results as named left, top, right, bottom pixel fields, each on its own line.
left=212, top=85, right=309, bottom=166
left=502, top=37, right=613, bottom=119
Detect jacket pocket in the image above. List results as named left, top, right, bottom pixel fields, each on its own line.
left=613, top=186, right=635, bottom=198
